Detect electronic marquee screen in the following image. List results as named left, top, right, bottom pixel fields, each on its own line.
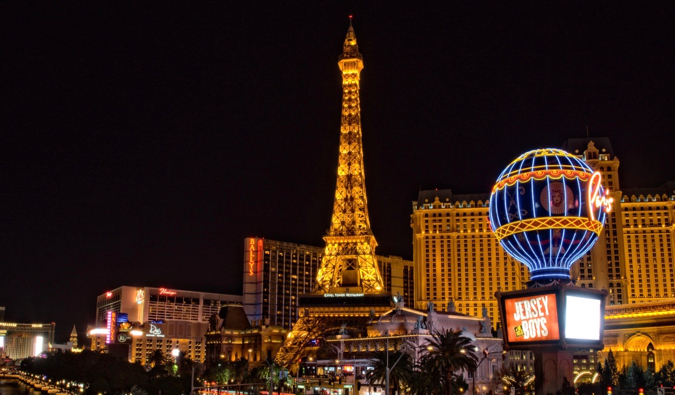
left=565, top=295, right=601, bottom=340
left=504, top=293, right=560, bottom=343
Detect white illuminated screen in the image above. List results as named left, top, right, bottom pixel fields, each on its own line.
left=565, top=295, right=601, bottom=340
left=0, top=336, right=4, bottom=348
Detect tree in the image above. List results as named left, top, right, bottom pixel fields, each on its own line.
left=599, top=361, right=612, bottom=392
left=205, top=363, right=234, bottom=385
left=656, top=361, right=674, bottom=387
left=149, top=349, right=165, bottom=368
left=366, top=350, right=413, bottom=395
left=176, top=351, right=196, bottom=378
left=625, top=361, right=645, bottom=390
left=644, top=367, right=656, bottom=390
left=495, top=365, right=535, bottom=395
left=231, top=358, right=250, bottom=394
left=420, top=329, right=478, bottom=395
left=253, top=359, right=285, bottom=394
left=604, top=350, right=620, bottom=387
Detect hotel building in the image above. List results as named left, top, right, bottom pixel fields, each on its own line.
left=0, top=319, right=55, bottom=360
left=411, top=137, right=674, bottom=370
left=89, top=286, right=241, bottom=364
left=204, top=303, right=288, bottom=368
left=412, top=138, right=674, bottom=324
left=242, top=238, right=414, bottom=330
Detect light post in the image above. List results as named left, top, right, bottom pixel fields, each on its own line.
left=264, top=359, right=274, bottom=395
left=472, top=346, right=500, bottom=395
left=385, top=334, right=406, bottom=395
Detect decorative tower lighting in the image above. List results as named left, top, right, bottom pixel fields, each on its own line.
left=314, top=16, right=384, bottom=294
left=275, top=18, right=391, bottom=370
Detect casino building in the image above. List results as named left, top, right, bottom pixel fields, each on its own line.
left=412, top=138, right=675, bottom=370
left=89, top=286, right=241, bottom=364
left=0, top=319, right=55, bottom=360
left=242, top=237, right=414, bottom=330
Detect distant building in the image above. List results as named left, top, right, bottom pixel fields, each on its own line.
left=50, top=326, right=83, bottom=353
left=243, top=238, right=414, bottom=330
left=88, top=286, right=241, bottom=364
left=69, top=325, right=78, bottom=348
left=204, top=304, right=287, bottom=368
left=0, top=313, right=55, bottom=360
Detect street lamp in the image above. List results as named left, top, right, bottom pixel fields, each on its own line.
left=264, top=359, right=275, bottom=395
left=472, top=346, right=499, bottom=395
left=385, top=334, right=407, bottom=395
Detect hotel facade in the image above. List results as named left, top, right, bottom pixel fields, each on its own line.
left=89, top=286, right=241, bottom=364
left=411, top=137, right=675, bottom=371
left=0, top=320, right=55, bottom=360
left=242, top=238, right=414, bottom=330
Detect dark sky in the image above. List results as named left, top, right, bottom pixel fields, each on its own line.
left=2, top=3, right=673, bottom=342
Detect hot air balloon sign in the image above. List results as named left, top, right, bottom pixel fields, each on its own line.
left=488, top=148, right=613, bottom=282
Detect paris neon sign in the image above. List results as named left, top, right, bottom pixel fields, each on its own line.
left=588, top=172, right=614, bottom=221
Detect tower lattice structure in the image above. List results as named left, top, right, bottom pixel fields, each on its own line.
left=314, top=20, right=384, bottom=295
left=275, top=20, right=390, bottom=369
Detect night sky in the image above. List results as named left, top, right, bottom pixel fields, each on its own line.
left=2, top=3, right=673, bottom=342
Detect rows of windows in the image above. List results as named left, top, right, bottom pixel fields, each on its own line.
left=258, top=242, right=414, bottom=330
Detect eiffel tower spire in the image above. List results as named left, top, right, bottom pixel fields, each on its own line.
left=314, top=20, right=384, bottom=294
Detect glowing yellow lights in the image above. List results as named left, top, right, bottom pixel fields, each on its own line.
left=494, top=216, right=603, bottom=241
left=493, top=169, right=593, bottom=193
left=605, top=309, right=675, bottom=319
left=276, top=21, right=386, bottom=369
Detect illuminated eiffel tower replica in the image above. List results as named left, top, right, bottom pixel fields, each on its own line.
left=275, top=19, right=392, bottom=369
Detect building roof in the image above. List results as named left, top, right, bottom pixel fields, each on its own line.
left=622, top=181, right=675, bottom=200
left=217, top=304, right=252, bottom=331
left=416, top=189, right=490, bottom=206
left=562, top=137, right=615, bottom=157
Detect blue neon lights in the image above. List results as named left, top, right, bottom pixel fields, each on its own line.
left=489, top=149, right=609, bottom=281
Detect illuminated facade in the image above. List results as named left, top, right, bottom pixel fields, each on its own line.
left=275, top=21, right=394, bottom=369
left=411, top=189, right=527, bottom=323
left=302, top=302, right=503, bottom=395
left=563, top=138, right=674, bottom=305
left=242, top=237, right=414, bottom=330
left=0, top=320, right=55, bottom=360
left=95, top=286, right=241, bottom=326
left=602, top=301, right=675, bottom=371
left=412, top=138, right=675, bottom=369
left=90, top=286, right=241, bottom=363
left=204, top=303, right=288, bottom=368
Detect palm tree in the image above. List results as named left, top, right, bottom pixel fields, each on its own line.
left=410, top=354, right=447, bottom=394
left=495, top=365, right=535, bottom=395
left=255, top=359, right=283, bottom=394
left=421, top=329, right=478, bottom=395
left=149, top=349, right=165, bottom=367
left=367, top=350, right=413, bottom=394
left=231, top=357, right=250, bottom=394
left=148, top=349, right=168, bottom=378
